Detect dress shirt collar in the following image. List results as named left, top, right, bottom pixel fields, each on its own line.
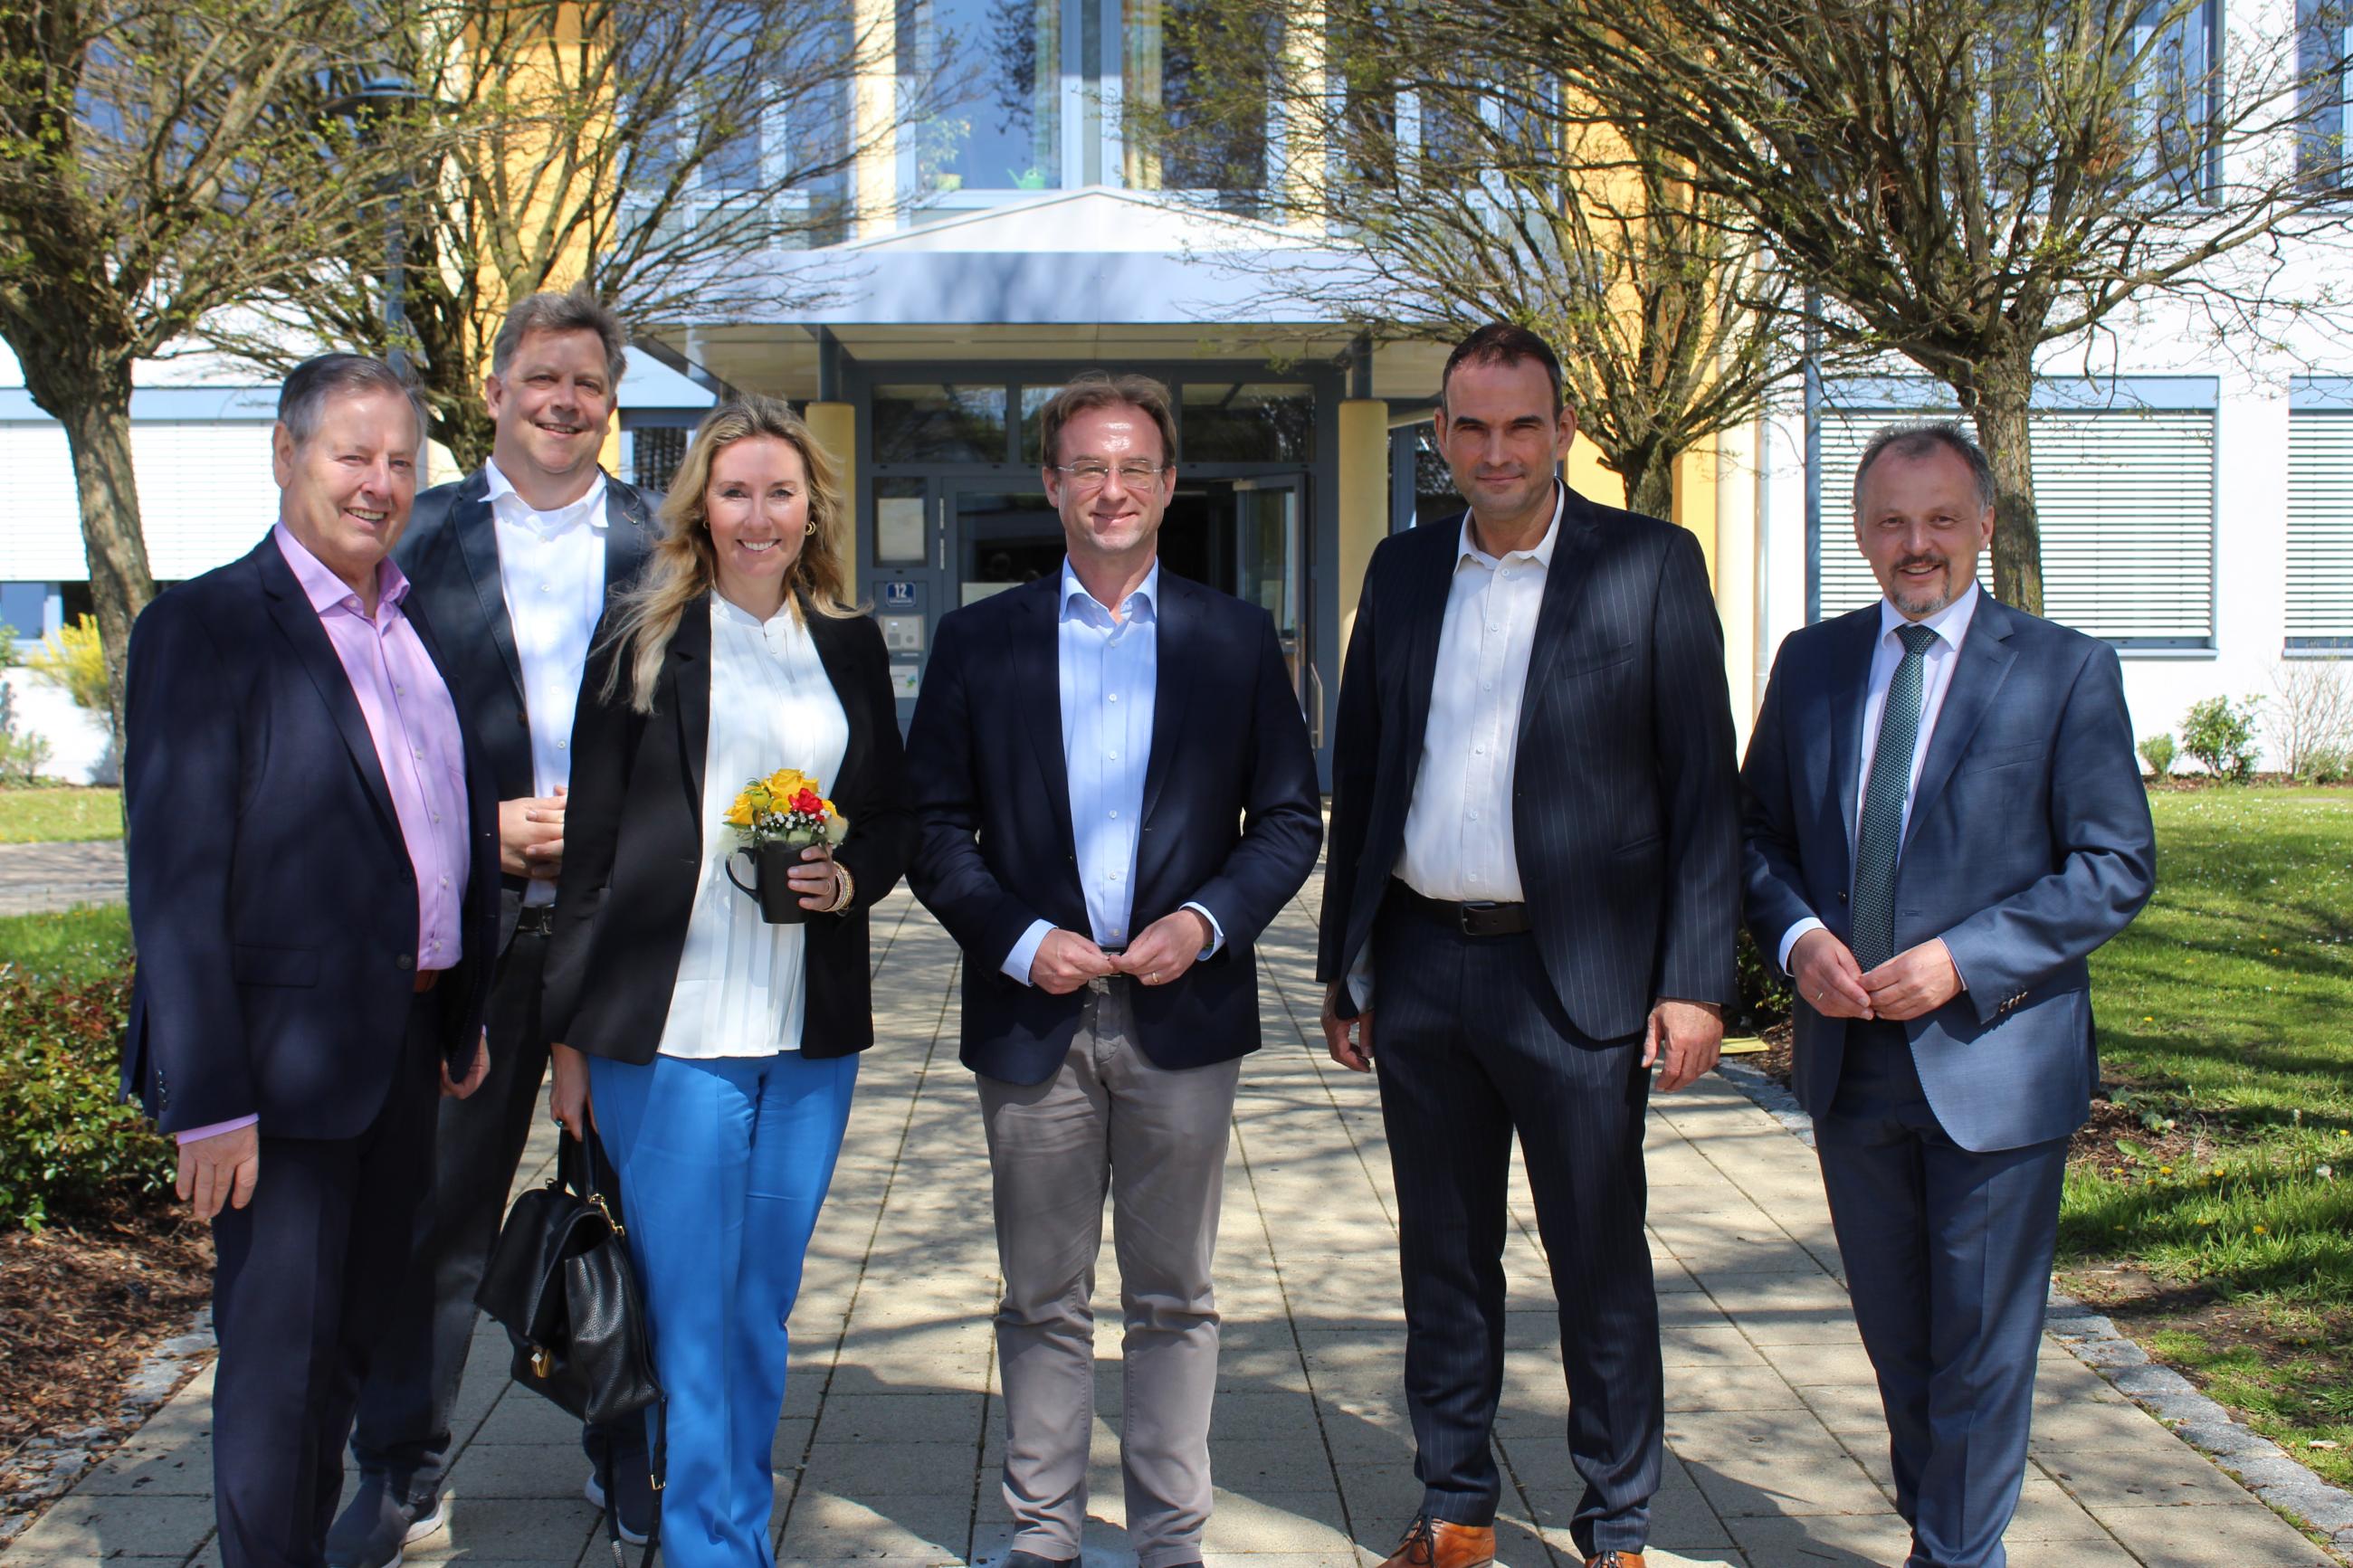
left=712, top=591, right=797, bottom=632
left=1876, top=577, right=1980, bottom=654
left=273, top=522, right=409, bottom=616
left=1456, top=482, right=1565, bottom=572
left=483, top=458, right=608, bottom=538
left=1060, top=557, right=1160, bottom=625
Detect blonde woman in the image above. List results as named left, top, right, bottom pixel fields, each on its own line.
left=540, top=395, right=912, bottom=1564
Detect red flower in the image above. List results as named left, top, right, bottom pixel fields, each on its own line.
left=793, top=788, right=824, bottom=816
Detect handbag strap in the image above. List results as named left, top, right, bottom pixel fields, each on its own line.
left=601, top=1404, right=668, bottom=1565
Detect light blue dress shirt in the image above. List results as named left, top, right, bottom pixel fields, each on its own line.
left=1003, top=559, right=1224, bottom=984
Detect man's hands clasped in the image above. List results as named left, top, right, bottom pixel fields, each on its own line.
left=1028, top=909, right=1215, bottom=996
left=499, top=787, right=567, bottom=879
left=1788, top=927, right=1961, bottom=1022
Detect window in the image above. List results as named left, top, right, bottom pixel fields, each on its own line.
left=1179, top=383, right=1311, bottom=461
left=2289, top=408, right=2353, bottom=648
left=2124, top=0, right=2221, bottom=200
left=873, top=384, right=1012, bottom=462
left=1813, top=404, right=2215, bottom=645
left=1123, top=0, right=1267, bottom=197
left=901, top=0, right=1062, bottom=195
left=2300, top=0, right=2351, bottom=191
left=633, top=427, right=690, bottom=497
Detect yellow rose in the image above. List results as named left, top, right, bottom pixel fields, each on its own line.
left=724, top=798, right=756, bottom=827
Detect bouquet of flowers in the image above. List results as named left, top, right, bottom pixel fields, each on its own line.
left=725, top=768, right=849, bottom=850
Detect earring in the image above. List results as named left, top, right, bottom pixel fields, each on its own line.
left=804, top=519, right=816, bottom=537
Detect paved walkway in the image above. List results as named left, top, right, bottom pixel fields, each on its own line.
left=2, top=886, right=2335, bottom=1567
left=0, top=840, right=125, bottom=916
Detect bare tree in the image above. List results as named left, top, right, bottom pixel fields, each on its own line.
left=0, top=0, right=415, bottom=736
left=214, top=0, right=910, bottom=470
left=1134, top=3, right=1815, bottom=517
left=1461, top=0, right=2353, bottom=610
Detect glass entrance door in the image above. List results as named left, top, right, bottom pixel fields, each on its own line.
left=948, top=482, right=1061, bottom=607
left=1232, top=475, right=1315, bottom=740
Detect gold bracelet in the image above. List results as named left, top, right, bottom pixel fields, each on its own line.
left=826, top=862, right=856, bottom=914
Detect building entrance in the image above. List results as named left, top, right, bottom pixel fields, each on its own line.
left=868, top=472, right=1311, bottom=737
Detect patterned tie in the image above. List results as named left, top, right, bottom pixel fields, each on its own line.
left=1850, top=622, right=1939, bottom=973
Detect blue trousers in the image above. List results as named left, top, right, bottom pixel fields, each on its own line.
left=1816, top=1025, right=2067, bottom=1568
left=588, top=1050, right=859, bottom=1568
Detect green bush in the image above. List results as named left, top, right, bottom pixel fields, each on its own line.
left=2138, top=732, right=2177, bottom=778
left=0, top=962, right=173, bottom=1231
left=2180, top=695, right=2262, bottom=781
left=2301, top=745, right=2350, bottom=785
left=1735, top=927, right=1792, bottom=1031
left=24, top=614, right=108, bottom=715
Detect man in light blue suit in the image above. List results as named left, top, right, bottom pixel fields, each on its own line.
left=1741, top=421, right=2155, bottom=1568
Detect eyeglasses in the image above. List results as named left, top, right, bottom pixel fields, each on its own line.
left=1050, top=460, right=1167, bottom=489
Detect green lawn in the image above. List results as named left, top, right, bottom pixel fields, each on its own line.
left=2064, top=786, right=2353, bottom=1486
left=0, top=904, right=132, bottom=984
left=0, top=786, right=122, bottom=843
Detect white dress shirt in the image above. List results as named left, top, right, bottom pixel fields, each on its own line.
left=1776, top=581, right=1982, bottom=974
left=486, top=459, right=609, bottom=908
left=1396, top=485, right=1565, bottom=902
left=658, top=597, right=850, bottom=1058
left=1002, top=560, right=1224, bottom=984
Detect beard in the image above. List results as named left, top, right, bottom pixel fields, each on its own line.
left=1889, top=554, right=1961, bottom=618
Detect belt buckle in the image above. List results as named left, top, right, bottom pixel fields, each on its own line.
left=1459, top=899, right=1499, bottom=936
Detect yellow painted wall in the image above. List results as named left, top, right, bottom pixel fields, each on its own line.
left=806, top=402, right=859, bottom=602
left=1334, top=400, right=1388, bottom=682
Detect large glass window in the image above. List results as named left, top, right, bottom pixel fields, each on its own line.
left=901, top=0, right=1062, bottom=194
left=1123, top=0, right=1266, bottom=195
left=873, top=384, right=1012, bottom=462
left=2300, top=0, right=2350, bottom=191
left=1180, top=383, right=1311, bottom=461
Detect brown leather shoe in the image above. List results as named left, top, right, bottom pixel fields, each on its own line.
left=1377, top=1514, right=1496, bottom=1568
left=1585, top=1553, right=1646, bottom=1568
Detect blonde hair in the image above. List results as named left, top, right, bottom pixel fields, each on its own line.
left=604, top=395, right=857, bottom=712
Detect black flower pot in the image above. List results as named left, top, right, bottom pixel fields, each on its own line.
left=725, top=841, right=816, bottom=925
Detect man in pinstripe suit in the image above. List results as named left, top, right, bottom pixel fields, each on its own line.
left=1318, top=323, right=1742, bottom=1568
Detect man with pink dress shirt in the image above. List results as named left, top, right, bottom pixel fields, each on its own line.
left=120, top=353, right=500, bottom=1568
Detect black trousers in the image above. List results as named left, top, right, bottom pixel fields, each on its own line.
left=1816, top=1022, right=2066, bottom=1568
left=211, top=993, right=442, bottom=1568
left=348, top=927, right=641, bottom=1497
left=1370, top=895, right=1662, bottom=1559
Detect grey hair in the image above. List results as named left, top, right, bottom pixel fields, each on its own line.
left=1851, top=420, right=1998, bottom=515
left=491, top=281, right=629, bottom=388
left=277, top=353, right=427, bottom=452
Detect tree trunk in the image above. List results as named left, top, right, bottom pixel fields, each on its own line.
left=1627, top=456, right=1675, bottom=523
left=1959, top=364, right=2043, bottom=615
left=40, top=364, right=157, bottom=752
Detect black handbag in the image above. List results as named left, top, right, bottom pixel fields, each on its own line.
left=478, top=1131, right=666, bottom=1562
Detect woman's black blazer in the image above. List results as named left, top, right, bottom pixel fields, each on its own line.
left=542, top=591, right=914, bottom=1062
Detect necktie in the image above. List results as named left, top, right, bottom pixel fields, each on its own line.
left=1850, top=622, right=1939, bottom=973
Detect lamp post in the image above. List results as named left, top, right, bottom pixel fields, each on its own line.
left=325, top=69, right=434, bottom=380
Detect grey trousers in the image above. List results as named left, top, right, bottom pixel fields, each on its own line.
left=976, top=979, right=1241, bottom=1568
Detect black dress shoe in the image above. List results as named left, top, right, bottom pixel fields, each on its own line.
left=324, top=1476, right=446, bottom=1568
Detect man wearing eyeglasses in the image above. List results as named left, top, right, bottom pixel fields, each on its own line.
left=907, top=371, right=1322, bottom=1568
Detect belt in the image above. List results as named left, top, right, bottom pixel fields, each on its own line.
left=1389, top=880, right=1531, bottom=936
left=513, top=904, right=557, bottom=936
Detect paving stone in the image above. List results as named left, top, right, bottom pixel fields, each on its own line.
left=5, top=1491, right=219, bottom=1556
left=2093, top=1497, right=2339, bottom=1567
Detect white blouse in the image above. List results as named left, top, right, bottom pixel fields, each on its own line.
left=656, top=596, right=851, bottom=1059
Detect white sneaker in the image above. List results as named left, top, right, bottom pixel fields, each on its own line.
left=584, top=1471, right=652, bottom=1547
left=403, top=1491, right=450, bottom=1545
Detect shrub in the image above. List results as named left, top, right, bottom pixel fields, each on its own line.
left=1735, top=927, right=1792, bottom=1031
left=24, top=614, right=109, bottom=715
left=0, top=676, right=50, bottom=786
left=0, top=963, right=172, bottom=1231
left=2139, top=732, right=2177, bottom=778
left=2180, top=695, right=2262, bottom=781
left=2301, top=745, right=2350, bottom=785
left=2266, top=660, right=2353, bottom=779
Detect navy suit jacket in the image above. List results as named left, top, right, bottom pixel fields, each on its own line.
left=1741, top=594, right=2157, bottom=1152
left=906, top=570, right=1323, bottom=1086
left=394, top=470, right=654, bottom=953
left=120, top=536, right=500, bottom=1140
left=1318, top=490, right=1743, bottom=1039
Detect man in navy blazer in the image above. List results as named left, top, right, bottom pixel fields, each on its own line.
left=328, top=284, right=658, bottom=1563
left=122, top=354, right=498, bottom=1568
left=1742, top=422, right=2155, bottom=1568
left=908, top=372, right=1320, bottom=1568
